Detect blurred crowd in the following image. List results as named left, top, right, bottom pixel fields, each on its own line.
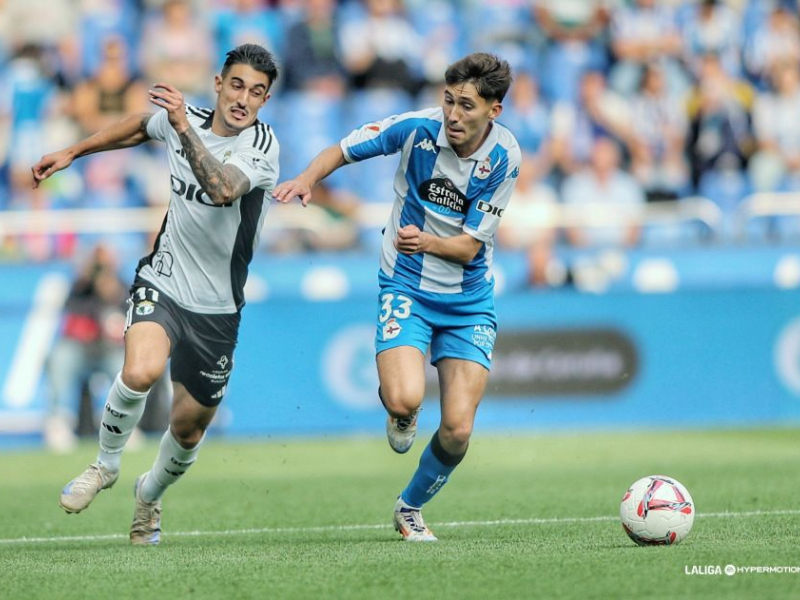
left=3, top=0, right=800, bottom=282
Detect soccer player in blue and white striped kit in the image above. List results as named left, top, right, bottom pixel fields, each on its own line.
left=274, top=53, right=520, bottom=541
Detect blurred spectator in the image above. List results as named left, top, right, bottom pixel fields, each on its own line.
left=497, top=157, right=565, bottom=287
left=140, top=0, right=214, bottom=105
left=608, top=0, right=689, bottom=98
left=338, top=0, right=422, bottom=95
left=263, top=181, right=360, bottom=253
left=76, top=0, right=141, bottom=81
left=533, top=0, right=610, bottom=104
left=744, top=3, right=800, bottom=89
left=550, top=70, right=633, bottom=177
left=562, top=136, right=646, bottom=249
left=0, top=44, right=63, bottom=210
left=281, top=0, right=346, bottom=95
left=750, top=59, right=800, bottom=193
left=44, top=243, right=127, bottom=452
left=681, top=0, right=743, bottom=79
left=685, top=53, right=755, bottom=209
left=629, top=63, right=690, bottom=201
left=213, top=0, right=284, bottom=65
left=71, top=35, right=148, bottom=136
left=500, top=71, right=553, bottom=180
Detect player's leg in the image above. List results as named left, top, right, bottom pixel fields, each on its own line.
left=59, top=321, right=171, bottom=514
left=377, top=346, right=426, bottom=453
left=375, top=284, right=431, bottom=453
left=131, top=383, right=217, bottom=545
left=394, top=358, right=488, bottom=542
left=131, top=308, right=237, bottom=545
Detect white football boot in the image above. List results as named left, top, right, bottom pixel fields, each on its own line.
left=393, top=497, right=438, bottom=542
left=130, top=473, right=162, bottom=546
left=386, top=407, right=420, bottom=454
left=59, top=463, right=119, bottom=514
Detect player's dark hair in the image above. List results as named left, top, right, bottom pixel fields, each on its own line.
left=445, top=53, right=512, bottom=103
left=221, top=44, right=279, bottom=89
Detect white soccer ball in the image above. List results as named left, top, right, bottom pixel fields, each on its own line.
left=619, top=475, right=695, bottom=546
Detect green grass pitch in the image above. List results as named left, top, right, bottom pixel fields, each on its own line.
left=1, top=428, right=799, bottom=599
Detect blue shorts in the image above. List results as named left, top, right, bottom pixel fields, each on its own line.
left=374, top=272, right=497, bottom=369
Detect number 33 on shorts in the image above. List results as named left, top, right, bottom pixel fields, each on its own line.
left=379, top=293, right=413, bottom=341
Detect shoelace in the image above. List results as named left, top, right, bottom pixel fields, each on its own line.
left=70, top=465, right=105, bottom=493
left=400, top=508, right=427, bottom=533
left=395, top=416, right=414, bottom=431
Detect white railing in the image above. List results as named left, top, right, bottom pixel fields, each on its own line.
left=0, top=196, right=725, bottom=239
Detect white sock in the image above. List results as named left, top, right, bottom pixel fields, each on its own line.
left=97, top=373, right=148, bottom=472
left=140, top=429, right=203, bottom=503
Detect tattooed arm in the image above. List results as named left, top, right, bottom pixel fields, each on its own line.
left=177, top=126, right=252, bottom=206
left=149, top=82, right=252, bottom=206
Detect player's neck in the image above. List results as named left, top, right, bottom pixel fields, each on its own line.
left=453, top=123, right=492, bottom=159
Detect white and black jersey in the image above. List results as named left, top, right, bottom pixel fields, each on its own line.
left=138, top=105, right=279, bottom=314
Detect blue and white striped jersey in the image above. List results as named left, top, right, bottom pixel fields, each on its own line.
left=340, top=107, right=520, bottom=294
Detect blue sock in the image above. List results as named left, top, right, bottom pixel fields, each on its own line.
left=401, top=430, right=466, bottom=508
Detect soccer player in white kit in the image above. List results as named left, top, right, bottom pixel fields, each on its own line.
left=274, top=53, right=520, bottom=541
left=31, top=44, right=280, bottom=545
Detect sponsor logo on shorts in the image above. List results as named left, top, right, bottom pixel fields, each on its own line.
left=217, top=355, right=229, bottom=369
left=383, top=318, right=402, bottom=341
left=135, top=301, right=155, bottom=316
left=471, top=324, right=497, bottom=353
left=210, top=385, right=227, bottom=400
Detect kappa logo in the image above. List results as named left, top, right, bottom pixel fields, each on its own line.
left=414, top=138, right=436, bottom=153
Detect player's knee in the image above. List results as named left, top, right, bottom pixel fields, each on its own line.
left=170, top=423, right=205, bottom=448
left=438, top=421, right=473, bottom=448
left=121, top=364, right=162, bottom=392
left=379, top=383, right=423, bottom=417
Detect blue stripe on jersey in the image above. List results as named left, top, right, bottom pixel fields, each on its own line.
left=347, top=117, right=430, bottom=161
left=464, top=146, right=509, bottom=232
left=461, top=145, right=508, bottom=288
left=395, top=120, right=442, bottom=287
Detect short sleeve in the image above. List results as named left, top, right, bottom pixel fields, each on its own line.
left=339, top=112, right=425, bottom=163
left=146, top=109, right=171, bottom=142
left=225, top=122, right=280, bottom=193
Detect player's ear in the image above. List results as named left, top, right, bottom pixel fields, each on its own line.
left=489, top=101, right=502, bottom=121
left=261, top=92, right=271, bottom=108
left=214, top=74, right=223, bottom=94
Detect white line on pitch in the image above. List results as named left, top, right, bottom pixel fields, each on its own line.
left=2, top=508, right=799, bottom=546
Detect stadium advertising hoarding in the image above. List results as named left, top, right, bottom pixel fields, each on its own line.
left=2, top=263, right=800, bottom=442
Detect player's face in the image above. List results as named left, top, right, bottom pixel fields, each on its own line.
left=213, top=64, right=272, bottom=136
left=442, top=82, right=502, bottom=157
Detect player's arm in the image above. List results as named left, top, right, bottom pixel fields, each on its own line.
left=150, top=83, right=251, bottom=206
left=272, top=144, right=347, bottom=207
left=32, top=113, right=152, bottom=188
left=395, top=226, right=484, bottom=265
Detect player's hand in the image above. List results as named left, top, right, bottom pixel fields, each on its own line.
left=273, top=179, right=313, bottom=207
left=149, top=82, right=190, bottom=134
left=31, top=149, right=74, bottom=189
left=395, top=225, right=426, bottom=254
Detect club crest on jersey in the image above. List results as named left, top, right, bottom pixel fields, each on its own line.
left=383, top=318, right=402, bottom=341
left=217, top=355, right=229, bottom=369
left=222, top=150, right=232, bottom=163
left=135, top=301, right=155, bottom=316
left=474, top=156, right=494, bottom=180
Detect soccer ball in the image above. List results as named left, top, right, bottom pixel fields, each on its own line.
left=619, top=475, right=694, bottom=546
